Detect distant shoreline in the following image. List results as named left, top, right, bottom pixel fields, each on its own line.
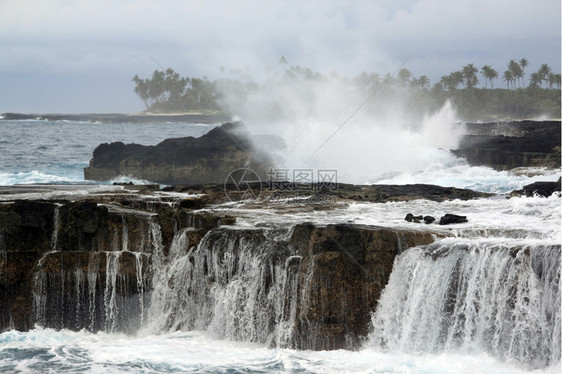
left=0, top=112, right=231, bottom=124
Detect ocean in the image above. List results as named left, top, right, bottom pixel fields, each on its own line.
left=0, top=119, right=212, bottom=185
left=0, top=118, right=560, bottom=373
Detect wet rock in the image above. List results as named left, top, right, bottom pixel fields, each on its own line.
left=0, top=196, right=230, bottom=332
left=439, top=214, right=468, bottom=225
left=333, top=183, right=492, bottom=203
left=289, top=223, right=436, bottom=350
left=84, top=122, right=274, bottom=185
left=405, top=213, right=423, bottom=223
left=452, top=120, right=561, bottom=170
left=510, top=180, right=561, bottom=198
left=0, top=191, right=442, bottom=351
left=423, top=215, right=436, bottom=224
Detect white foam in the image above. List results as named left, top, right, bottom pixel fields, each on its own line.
left=1, top=328, right=558, bottom=373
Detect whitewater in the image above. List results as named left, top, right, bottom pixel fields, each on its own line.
left=0, top=118, right=560, bottom=373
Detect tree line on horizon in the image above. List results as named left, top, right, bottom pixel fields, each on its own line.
left=132, top=58, right=561, bottom=121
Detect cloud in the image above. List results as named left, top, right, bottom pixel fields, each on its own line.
left=0, top=0, right=559, bottom=112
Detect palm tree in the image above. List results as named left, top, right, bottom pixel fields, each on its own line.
left=462, top=64, right=479, bottom=88
left=529, top=72, right=542, bottom=88
left=519, top=58, right=528, bottom=87
left=397, top=68, right=412, bottom=87
left=441, top=71, right=463, bottom=90
left=537, top=64, right=552, bottom=88
left=503, top=70, right=514, bottom=89
left=132, top=75, right=151, bottom=108
left=508, top=60, right=522, bottom=88
left=417, top=75, right=430, bottom=89
left=480, top=65, right=498, bottom=89
left=548, top=73, right=557, bottom=90
left=383, top=73, right=395, bottom=86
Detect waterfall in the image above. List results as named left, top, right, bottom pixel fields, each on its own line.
left=145, top=227, right=305, bottom=347
left=32, top=210, right=162, bottom=334
left=0, top=227, right=5, bottom=285
left=104, top=251, right=121, bottom=333
left=50, top=204, right=61, bottom=251
left=121, top=215, right=128, bottom=252
left=134, top=252, right=145, bottom=328
left=369, top=239, right=561, bottom=369
left=87, top=252, right=100, bottom=331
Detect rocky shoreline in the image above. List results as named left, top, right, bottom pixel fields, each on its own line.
left=0, top=184, right=442, bottom=349
left=453, top=120, right=561, bottom=170
left=0, top=118, right=560, bottom=350
left=0, top=176, right=558, bottom=347
left=82, top=120, right=561, bottom=185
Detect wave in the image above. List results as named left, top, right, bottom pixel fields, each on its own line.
left=374, top=160, right=561, bottom=194
left=0, top=171, right=78, bottom=185
left=0, top=171, right=157, bottom=186
left=1, top=328, right=557, bottom=374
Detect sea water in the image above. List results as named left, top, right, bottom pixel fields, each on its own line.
left=0, top=118, right=560, bottom=373
left=0, top=119, right=212, bottom=185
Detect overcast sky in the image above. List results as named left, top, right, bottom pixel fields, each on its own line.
left=0, top=0, right=560, bottom=113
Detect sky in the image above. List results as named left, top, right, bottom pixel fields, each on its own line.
left=0, top=0, right=560, bottom=114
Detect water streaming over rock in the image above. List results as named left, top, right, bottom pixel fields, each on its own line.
left=369, top=239, right=561, bottom=370
left=2, top=193, right=557, bottom=370
left=145, top=227, right=305, bottom=348
left=31, top=209, right=159, bottom=333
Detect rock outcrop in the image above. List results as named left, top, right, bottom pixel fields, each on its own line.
left=0, top=193, right=233, bottom=332
left=84, top=122, right=273, bottom=185
left=287, top=223, right=435, bottom=349
left=452, top=120, right=561, bottom=170
left=510, top=179, right=561, bottom=198
left=0, top=188, right=437, bottom=350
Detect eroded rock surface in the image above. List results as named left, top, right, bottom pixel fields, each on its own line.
left=0, top=187, right=437, bottom=350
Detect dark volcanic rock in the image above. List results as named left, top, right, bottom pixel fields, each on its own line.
left=423, top=215, right=436, bottom=224
left=452, top=121, right=561, bottom=170
left=334, top=183, right=492, bottom=203
left=439, top=214, right=468, bottom=225
left=288, top=223, right=436, bottom=350
left=0, top=189, right=440, bottom=351
left=510, top=180, right=561, bottom=198
left=0, top=196, right=233, bottom=332
left=405, top=213, right=423, bottom=222
left=84, top=122, right=274, bottom=185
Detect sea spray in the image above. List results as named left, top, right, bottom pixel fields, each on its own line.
left=369, top=240, right=561, bottom=370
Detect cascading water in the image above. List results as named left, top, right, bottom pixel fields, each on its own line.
left=32, top=208, right=161, bottom=334
left=145, top=227, right=306, bottom=348
left=370, top=238, right=561, bottom=370
left=50, top=204, right=61, bottom=251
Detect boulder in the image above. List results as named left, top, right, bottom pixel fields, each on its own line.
left=423, top=215, right=436, bottom=224
left=405, top=213, right=423, bottom=223
left=439, top=214, right=468, bottom=225
left=510, top=180, right=561, bottom=198
left=84, top=122, right=274, bottom=185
